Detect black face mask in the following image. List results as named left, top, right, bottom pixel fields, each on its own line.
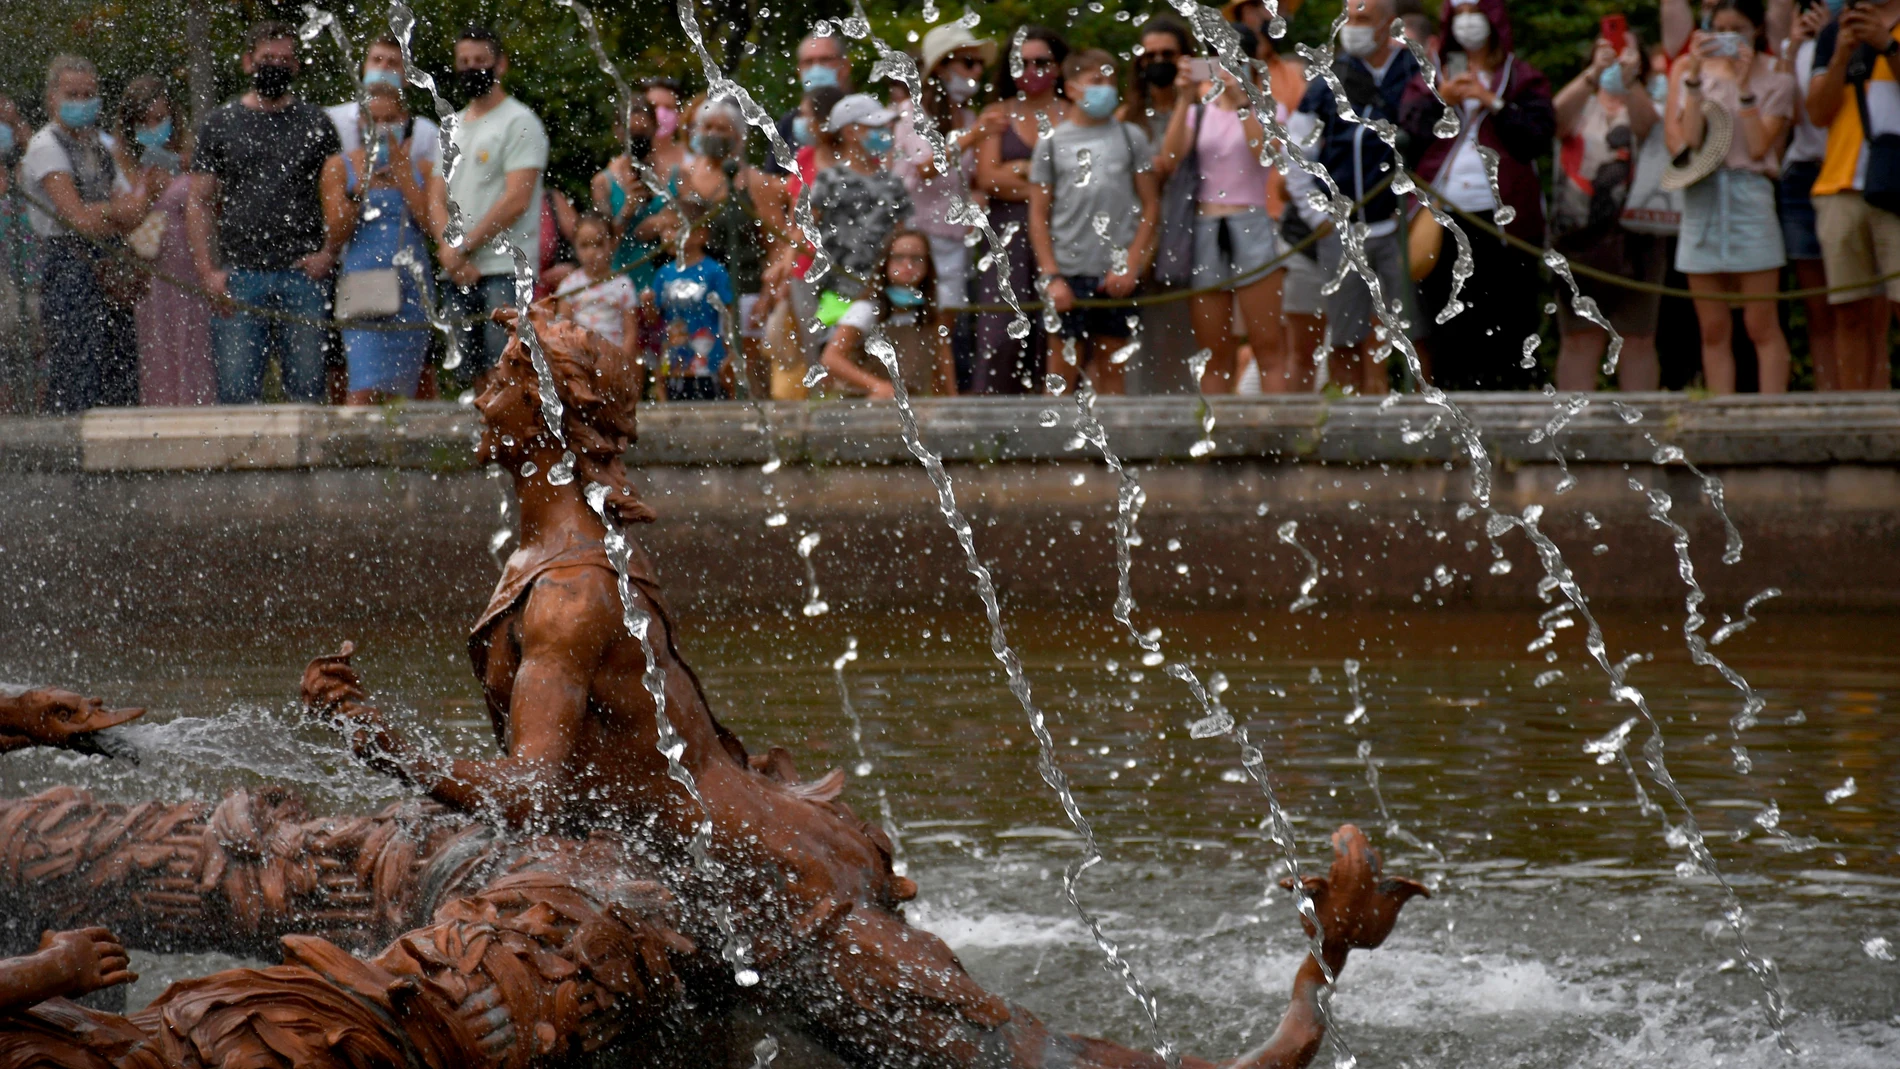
left=1143, top=60, right=1178, bottom=88
left=457, top=65, right=497, bottom=102
left=252, top=62, right=294, bottom=100
left=627, top=133, right=654, bottom=160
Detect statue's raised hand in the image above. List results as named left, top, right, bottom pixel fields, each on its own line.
left=1281, top=824, right=1430, bottom=953
left=40, top=927, right=137, bottom=998
left=301, top=641, right=369, bottom=713
left=0, top=686, right=144, bottom=758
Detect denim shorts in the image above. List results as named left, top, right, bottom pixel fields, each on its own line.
left=1191, top=207, right=1281, bottom=286
left=1054, top=275, right=1136, bottom=341
left=1675, top=169, right=1786, bottom=276
left=1778, top=161, right=1823, bottom=262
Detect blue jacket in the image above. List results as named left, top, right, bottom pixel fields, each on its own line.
left=1295, top=46, right=1421, bottom=226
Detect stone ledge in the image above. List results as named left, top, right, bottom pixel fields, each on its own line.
left=0, top=393, right=1895, bottom=473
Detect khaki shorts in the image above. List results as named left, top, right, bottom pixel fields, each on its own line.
left=1813, top=191, right=1900, bottom=305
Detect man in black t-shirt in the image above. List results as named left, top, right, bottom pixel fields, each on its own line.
left=187, top=21, right=343, bottom=404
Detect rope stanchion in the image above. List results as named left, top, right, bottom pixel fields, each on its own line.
left=1410, top=172, right=1900, bottom=304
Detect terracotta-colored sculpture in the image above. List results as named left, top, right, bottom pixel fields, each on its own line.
left=0, top=928, right=135, bottom=1016
left=0, top=305, right=1426, bottom=1068
left=0, top=686, right=143, bottom=760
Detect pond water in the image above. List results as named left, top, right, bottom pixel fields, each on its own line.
left=3, top=599, right=1894, bottom=1068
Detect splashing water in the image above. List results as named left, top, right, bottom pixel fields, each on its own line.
left=1277, top=521, right=1321, bottom=614
left=866, top=329, right=1175, bottom=1064
left=1545, top=251, right=1625, bottom=377
left=832, top=637, right=905, bottom=876
left=1710, top=588, right=1781, bottom=646
left=1342, top=659, right=1442, bottom=861
left=586, top=484, right=758, bottom=987
left=796, top=531, right=829, bottom=617
left=1475, top=146, right=1515, bottom=227
left=1185, top=349, right=1218, bottom=457
left=1639, top=485, right=1768, bottom=774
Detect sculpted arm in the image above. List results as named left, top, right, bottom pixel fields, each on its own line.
left=305, top=569, right=617, bottom=826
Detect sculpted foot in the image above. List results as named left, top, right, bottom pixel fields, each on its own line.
left=0, top=686, right=144, bottom=761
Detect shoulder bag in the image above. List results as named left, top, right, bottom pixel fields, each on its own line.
left=1153, top=104, right=1205, bottom=288
left=333, top=152, right=405, bottom=321
left=1852, top=75, right=1900, bottom=214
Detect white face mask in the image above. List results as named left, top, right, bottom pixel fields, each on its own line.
left=1451, top=12, right=1492, bottom=51
left=945, top=74, right=980, bottom=103
left=1340, top=24, right=1380, bottom=58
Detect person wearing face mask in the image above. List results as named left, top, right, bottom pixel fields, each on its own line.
left=117, top=76, right=215, bottom=407
left=1775, top=0, right=1840, bottom=387
left=808, top=93, right=914, bottom=353
left=892, top=22, right=996, bottom=393
left=1550, top=26, right=1665, bottom=392
left=324, top=37, right=441, bottom=174
left=24, top=53, right=162, bottom=412
left=643, top=79, right=689, bottom=178
left=1399, top=0, right=1555, bottom=391
left=818, top=228, right=957, bottom=398
left=1664, top=0, right=1795, bottom=63
left=972, top=25, right=1071, bottom=394
left=591, top=96, right=668, bottom=297
left=187, top=21, right=343, bottom=405
left=1666, top=0, right=1795, bottom=394
left=0, top=92, right=39, bottom=412
left=427, top=23, right=549, bottom=392
left=1118, top=15, right=1202, bottom=396
left=1293, top=0, right=1422, bottom=395
left=1029, top=49, right=1161, bottom=397
left=670, top=98, right=787, bottom=386
left=774, top=33, right=856, bottom=173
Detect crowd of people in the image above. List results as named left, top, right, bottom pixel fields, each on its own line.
left=1, top=0, right=1897, bottom=413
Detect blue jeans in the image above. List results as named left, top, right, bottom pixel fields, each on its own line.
left=442, top=273, right=517, bottom=391
left=213, top=268, right=330, bottom=403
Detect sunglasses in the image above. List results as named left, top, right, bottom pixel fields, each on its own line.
left=1020, top=56, right=1057, bottom=69
left=943, top=55, right=986, bottom=70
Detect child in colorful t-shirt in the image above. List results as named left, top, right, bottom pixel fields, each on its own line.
left=652, top=217, right=735, bottom=401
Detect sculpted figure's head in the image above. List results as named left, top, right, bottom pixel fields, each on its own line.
left=475, top=303, right=656, bottom=525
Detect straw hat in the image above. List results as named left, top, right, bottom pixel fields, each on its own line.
left=1660, top=99, right=1733, bottom=192
left=919, top=23, right=998, bottom=78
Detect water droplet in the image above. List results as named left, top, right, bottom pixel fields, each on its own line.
left=1825, top=778, right=1858, bottom=804
left=765, top=512, right=789, bottom=527
left=803, top=365, right=829, bottom=388
left=1865, top=936, right=1895, bottom=961
left=518, top=460, right=538, bottom=478
left=1039, top=409, right=1061, bottom=428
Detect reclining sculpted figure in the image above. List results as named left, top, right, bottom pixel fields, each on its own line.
left=0, top=306, right=1427, bottom=1068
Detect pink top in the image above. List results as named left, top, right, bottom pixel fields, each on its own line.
left=893, top=98, right=977, bottom=239
left=1194, top=104, right=1272, bottom=208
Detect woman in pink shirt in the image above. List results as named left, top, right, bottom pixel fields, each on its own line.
left=1157, top=24, right=1293, bottom=393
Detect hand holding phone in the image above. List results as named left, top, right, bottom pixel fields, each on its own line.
left=1601, top=14, right=1628, bottom=55
left=1185, top=57, right=1216, bottom=83
left=1442, top=52, right=1468, bottom=79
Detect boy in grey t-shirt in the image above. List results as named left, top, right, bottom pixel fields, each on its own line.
left=1028, top=48, right=1159, bottom=395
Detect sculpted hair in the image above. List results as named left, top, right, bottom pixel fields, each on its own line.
left=496, top=305, right=656, bottom=525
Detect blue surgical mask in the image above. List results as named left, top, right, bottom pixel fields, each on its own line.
left=1080, top=83, right=1120, bottom=120
left=1648, top=73, right=1669, bottom=103
left=136, top=118, right=173, bottom=150
left=886, top=284, right=925, bottom=308
left=792, top=116, right=813, bottom=145
left=59, top=97, right=102, bottom=129
left=1598, top=64, right=1624, bottom=95
left=1827, top=0, right=1847, bottom=13
left=363, top=68, right=404, bottom=91
left=862, top=125, right=894, bottom=156
left=0, top=125, right=13, bottom=157
left=801, top=65, right=840, bottom=92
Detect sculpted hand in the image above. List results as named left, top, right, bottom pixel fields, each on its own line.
left=40, top=927, right=137, bottom=998
left=0, top=687, right=144, bottom=756
left=301, top=641, right=368, bottom=712
left=1280, top=824, right=1429, bottom=953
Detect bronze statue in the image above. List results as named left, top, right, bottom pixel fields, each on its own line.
left=0, top=305, right=1427, bottom=1068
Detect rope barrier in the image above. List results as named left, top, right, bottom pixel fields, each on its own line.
left=1410, top=173, right=1900, bottom=304
left=6, top=183, right=662, bottom=333
left=941, top=170, right=1404, bottom=315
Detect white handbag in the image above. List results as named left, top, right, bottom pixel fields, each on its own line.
left=334, top=268, right=404, bottom=320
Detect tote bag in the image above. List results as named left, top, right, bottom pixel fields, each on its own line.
left=1619, top=126, right=1683, bottom=236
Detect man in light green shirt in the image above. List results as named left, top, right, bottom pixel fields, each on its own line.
left=430, top=24, right=547, bottom=385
